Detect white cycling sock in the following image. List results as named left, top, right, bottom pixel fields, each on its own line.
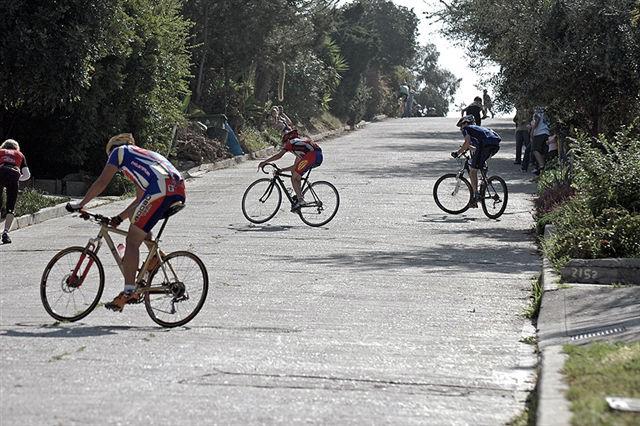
left=124, top=284, right=136, bottom=294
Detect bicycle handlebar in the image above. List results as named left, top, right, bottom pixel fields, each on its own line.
left=76, top=209, right=110, bottom=225
left=261, top=163, right=281, bottom=175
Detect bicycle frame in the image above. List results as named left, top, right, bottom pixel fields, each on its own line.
left=262, top=167, right=321, bottom=208
left=72, top=217, right=173, bottom=294
left=455, top=153, right=489, bottom=183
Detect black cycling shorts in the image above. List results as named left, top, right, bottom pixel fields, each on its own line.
left=0, top=166, right=20, bottom=214
left=470, top=144, right=500, bottom=169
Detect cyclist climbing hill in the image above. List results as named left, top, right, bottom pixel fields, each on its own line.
left=451, top=115, right=501, bottom=207
left=66, top=133, right=186, bottom=312
left=259, top=107, right=323, bottom=211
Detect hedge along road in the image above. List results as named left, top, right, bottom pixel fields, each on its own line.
left=0, top=117, right=540, bottom=425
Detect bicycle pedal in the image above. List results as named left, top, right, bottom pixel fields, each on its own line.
left=104, top=303, right=123, bottom=312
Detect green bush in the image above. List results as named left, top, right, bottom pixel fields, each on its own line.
left=12, top=188, right=68, bottom=217
left=239, top=127, right=271, bottom=153
left=539, top=122, right=640, bottom=266
left=571, top=123, right=640, bottom=215
left=543, top=197, right=640, bottom=268
left=104, top=173, right=136, bottom=197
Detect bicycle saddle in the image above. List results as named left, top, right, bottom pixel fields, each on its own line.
left=163, top=202, right=185, bottom=219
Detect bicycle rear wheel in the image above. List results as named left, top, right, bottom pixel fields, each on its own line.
left=433, top=173, right=473, bottom=214
left=144, top=251, right=209, bottom=327
left=481, top=176, right=508, bottom=219
left=40, top=246, right=105, bottom=322
left=242, top=178, right=282, bottom=224
left=299, top=181, right=340, bottom=227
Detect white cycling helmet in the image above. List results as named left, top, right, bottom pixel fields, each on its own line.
left=456, top=114, right=475, bottom=127
left=105, top=133, right=135, bottom=155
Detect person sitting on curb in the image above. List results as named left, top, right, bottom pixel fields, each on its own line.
left=1, top=139, right=31, bottom=244
left=451, top=115, right=501, bottom=207
left=259, top=107, right=323, bottom=211
left=66, top=133, right=186, bottom=312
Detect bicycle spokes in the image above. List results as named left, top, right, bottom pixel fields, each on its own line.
left=144, top=251, right=208, bottom=327
left=481, top=176, right=508, bottom=219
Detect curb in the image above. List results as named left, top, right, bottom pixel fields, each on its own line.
left=8, top=197, right=117, bottom=233
left=536, top=255, right=572, bottom=426
left=183, top=122, right=370, bottom=179
left=184, top=145, right=278, bottom=178
left=8, top=120, right=376, bottom=229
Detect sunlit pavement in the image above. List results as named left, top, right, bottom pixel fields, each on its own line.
left=0, top=117, right=541, bottom=424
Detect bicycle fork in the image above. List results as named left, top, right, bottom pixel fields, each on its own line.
left=68, top=238, right=101, bottom=288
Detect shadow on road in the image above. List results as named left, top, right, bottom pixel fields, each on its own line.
left=273, top=242, right=537, bottom=275
left=0, top=322, right=165, bottom=338
left=228, top=224, right=296, bottom=232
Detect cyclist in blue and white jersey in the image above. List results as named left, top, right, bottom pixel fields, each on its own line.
left=67, top=133, right=185, bottom=311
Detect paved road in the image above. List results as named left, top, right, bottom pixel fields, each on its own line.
left=1, top=117, right=540, bottom=425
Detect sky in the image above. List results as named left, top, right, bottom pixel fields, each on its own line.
left=390, top=0, right=496, bottom=116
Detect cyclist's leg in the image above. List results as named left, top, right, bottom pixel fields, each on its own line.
left=1, top=168, right=20, bottom=239
left=107, top=182, right=185, bottom=311
left=469, top=147, right=483, bottom=195
left=291, top=152, right=317, bottom=202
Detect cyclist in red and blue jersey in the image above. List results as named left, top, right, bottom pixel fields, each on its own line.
left=259, top=108, right=323, bottom=211
left=452, top=115, right=501, bottom=207
left=67, top=133, right=185, bottom=311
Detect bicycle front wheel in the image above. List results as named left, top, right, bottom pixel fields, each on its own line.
left=40, top=246, right=105, bottom=322
left=481, top=176, right=508, bottom=219
left=299, top=181, right=340, bottom=227
left=242, top=178, right=282, bottom=224
left=144, top=251, right=209, bottom=327
left=433, top=173, right=473, bottom=214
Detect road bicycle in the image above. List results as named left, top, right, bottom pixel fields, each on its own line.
left=242, top=163, right=339, bottom=227
left=40, top=203, right=208, bottom=327
left=433, top=151, right=508, bottom=219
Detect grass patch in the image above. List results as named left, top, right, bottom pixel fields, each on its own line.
left=5, top=188, right=68, bottom=217
left=523, top=275, right=543, bottom=319
left=520, top=335, right=538, bottom=345
left=564, top=342, right=640, bottom=425
left=239, top=127, right=274, bottom=152
left=308, top=111, right=343, bottom=133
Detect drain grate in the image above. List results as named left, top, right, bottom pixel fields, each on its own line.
left=570, top=326, right=626, bottom=341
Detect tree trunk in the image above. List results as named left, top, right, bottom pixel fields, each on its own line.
left=194, top=4, right=209, bottom=105
left=255, top=59, right=273, bottom=103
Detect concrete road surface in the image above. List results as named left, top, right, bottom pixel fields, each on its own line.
left=1, top=117, right=540, bottom=425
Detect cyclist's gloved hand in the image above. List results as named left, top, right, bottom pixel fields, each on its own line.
left=66, top=202, right=82, bottom=212
left=451, top=151, right=459, bottom=158
left=110, top=215, right=123, bottom=228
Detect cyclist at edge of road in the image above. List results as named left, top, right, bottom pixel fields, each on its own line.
left=451, top=115, right=501, bottom=208
left=258, top=106, right=323, bottom=211
left=66, top=133, right=186, bottom=312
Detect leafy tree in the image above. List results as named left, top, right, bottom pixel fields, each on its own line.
left=413, top=44, right=461, bottom=116
left=0, top=0, right=191, bottom=177
left=332, top=0, right=419, bottom=122
left=183, top=0, right=341, bottom=126
left=431, top=0, right=640, bottom=134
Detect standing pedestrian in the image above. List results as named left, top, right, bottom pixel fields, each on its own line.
left=1, top=139, right=31, bottom=244
left=482, top=89, right=494, bottom=119
left=513, top=107, right=531, bottom=167
left=530, top=107, right=551, bottom=175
